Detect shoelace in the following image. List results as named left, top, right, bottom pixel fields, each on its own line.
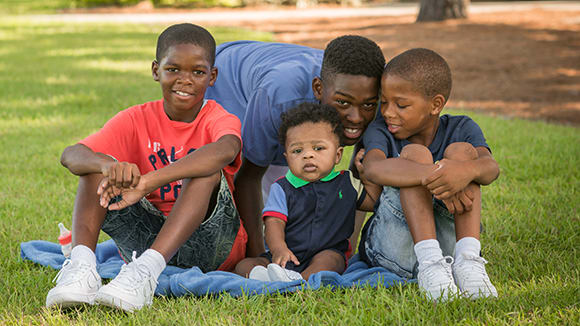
left=52, top=259, right=92, bottom=283
left=113, top=251, right=158, bottom=289
left=456, top=253, right=489, bottom=280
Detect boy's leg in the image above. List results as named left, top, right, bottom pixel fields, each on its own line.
left=444, top=143, right=497, bottom=298
left=399, top=144, right=437, bottom=242
left=301, top=249, right=346, bottom=281
left=398, top=144, right=458, bottom=301
left=96, top=172, right=241, bottom=311
left=46, top=174, right=105, bottom=308
left=150, top=172, right=221, bottom=263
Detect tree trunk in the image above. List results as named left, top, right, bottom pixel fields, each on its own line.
left=417, top=0, right=470, bottom=22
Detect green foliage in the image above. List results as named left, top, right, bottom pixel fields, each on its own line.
left=0, top=0, right=72, bottom=14
left=152, top=0, right=243, bottom=8
left=72, top=0, right=142, bottom=8
left=0, top=19, right=579, bottom=325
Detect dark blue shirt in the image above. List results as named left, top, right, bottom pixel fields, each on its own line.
left=363, top=114, right=490, bottom=160
left=205, top=41, right=323, bottom=167
left=262, top=170, right=366, bottom=263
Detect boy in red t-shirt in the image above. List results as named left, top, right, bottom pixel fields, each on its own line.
left=46, top=23, right=246, bottom=312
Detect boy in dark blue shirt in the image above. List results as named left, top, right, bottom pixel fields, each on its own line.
left=360, top=48, right=500, bottom=301
left=235, top=103, right=379, bottom=282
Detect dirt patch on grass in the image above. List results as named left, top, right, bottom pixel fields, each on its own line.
left=240, top=8, right=580, bottom=126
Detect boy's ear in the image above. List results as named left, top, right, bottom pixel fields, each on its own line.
left=152, top=60, right=160, bottom=82
left=335, top=146, right=344, bottom=165
left=430, top=94, right=446, bottom=115
left=208, top=66, right=218, bottom=87
left=312, top=77, right=323, bottom=101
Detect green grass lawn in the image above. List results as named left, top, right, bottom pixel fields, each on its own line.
left=0, top=18, right=578, bottom=325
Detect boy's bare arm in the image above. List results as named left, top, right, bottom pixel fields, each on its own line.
left=99, top=134, right=241, bottom=210
left=363, top=148, right=437, bottom=188
left=60, top=143, right=115, bottom=176
left=234, top=159, right=267, bottom=257
left=130, top=134, right=239, bottom=193
left=423, top=147, right=500, bottom=200
left=264, top=217, right=299, bottom=268
left=62, top=143, right=142, bottom=191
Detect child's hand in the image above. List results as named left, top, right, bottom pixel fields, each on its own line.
left=270, top=247, right=300, bottom=269
left=101, top=161, right=141, bottom=189
left=98, top=174, right=149, bottom=210
left=354, top=148, right=367, bottom=179
left=441, top=188, right=473, bottom=215
left=422, top=159, right=474, bottom=200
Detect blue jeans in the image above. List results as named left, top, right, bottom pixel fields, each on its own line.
left=359, top=186, right=456, bottom=279
left=101, top=173, right=240, bottom=272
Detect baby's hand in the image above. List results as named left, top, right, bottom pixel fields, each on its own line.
left=101, top=161, right=141, bottom=189
left=422, top=159, right=474, bottom=200
left=270, top=247, right=300, bottom=268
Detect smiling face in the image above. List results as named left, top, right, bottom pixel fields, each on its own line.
left=380, top=73, right=444, bottom=146
left=284, top=121, right=343, bottom=182
left=314, top=74, right=380, bottom=146
left=152, top=43, right=217, bottom=122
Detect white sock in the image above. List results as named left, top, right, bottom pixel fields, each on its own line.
left=455, top=237, right=481, bottom=263
left=70, top=245, right=96, bottom=266
left=414, top=239, right=443, bottom=269
left=136, top=249, right=166, bottom=280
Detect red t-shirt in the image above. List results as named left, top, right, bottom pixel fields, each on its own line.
left=80, top=99, right=247, bottom=271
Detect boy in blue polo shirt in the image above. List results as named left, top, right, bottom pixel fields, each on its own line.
left=235, top=103, right=380, bottom=282
left=205, top=37, right=385, bottom=258
left=359, top=48, right=500, bottom=301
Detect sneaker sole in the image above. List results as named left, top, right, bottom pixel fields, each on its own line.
left=249, top=266, right=270, bottom=281
left=95, top=288, right=148, bottom=312
left=46, top=290, right=97, bottom=308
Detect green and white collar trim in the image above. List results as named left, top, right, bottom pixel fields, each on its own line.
left=285, top=169, right=340, bottom=188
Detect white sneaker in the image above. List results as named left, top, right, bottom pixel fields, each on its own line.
left=417, top=256, right=459, bottom=302
left=46, top=259, right=102, bottom=308
left=267, top=263, right=303, bottom=282
left=95, top=252, right=158, bottom=312
left=453, top=253, right=498, bottom=299
left=249, top=266, right=270, bottom=281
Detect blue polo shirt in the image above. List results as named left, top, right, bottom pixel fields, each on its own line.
left=363, top=114, right=490, bottom=160
left=205, top=41, right=323, bottom=167
left=262, top=169, right=366, bottom=267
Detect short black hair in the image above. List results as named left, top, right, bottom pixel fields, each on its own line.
left=156, top=23, right=216, bottom=65
left=279, top=103, right=344, bottom=147
left=320, top=35, right=385, bottom=83
left=384, top=48, right=452, bottom=103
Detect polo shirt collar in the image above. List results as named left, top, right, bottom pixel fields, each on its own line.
left=285, top=169, right=340, bottom=188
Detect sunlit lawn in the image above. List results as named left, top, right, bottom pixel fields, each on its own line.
left=0, top=18, right=578, bottom=325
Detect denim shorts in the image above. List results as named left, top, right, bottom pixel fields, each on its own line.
left=101, top=173, right=240, bottom=273
left=359, top=186, right=456, bottom=279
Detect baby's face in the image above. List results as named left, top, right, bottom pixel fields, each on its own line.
left=284, top=122, right=343, bottom=182
left=380, top=73, right=436, bottom=144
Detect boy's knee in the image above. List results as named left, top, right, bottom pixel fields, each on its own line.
left=444, top=142, right=478, bottom=161
left=400, top=144, right=433, bottom=164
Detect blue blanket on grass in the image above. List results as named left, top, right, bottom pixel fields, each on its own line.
left=20, top=239, right=410, bottom=297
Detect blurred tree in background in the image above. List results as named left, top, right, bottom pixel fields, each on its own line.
left=417, top=0, right=469, bottom=21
